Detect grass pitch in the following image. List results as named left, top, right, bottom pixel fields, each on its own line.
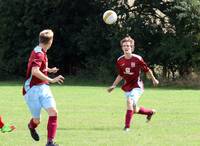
left=0, top=82, right=200, bottom=146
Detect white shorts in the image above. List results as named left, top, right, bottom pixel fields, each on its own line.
left=24, top=84, right=56, bottom=118
left=125, top=88, right=143, bottom=106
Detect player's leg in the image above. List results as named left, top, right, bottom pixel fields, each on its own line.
left=24, top=86, right=42, bottom=141
left=0, top=116, right=4, bottom=128
left=124, top=98, right=134, bottom=131
left=137, top=107, right=156, bottom=122
left=45, top=107, right=58, bottom=146
left=133, top=88, right=156, bottom=122
left=124, top=88, right=143, bottom=131
left=0, top=116, right=15, bottom=133
left=146, top=109, right=156, bottom=122
left=40, top=84, right=59, bottom=146
left=28, top=118, right=40, bottom=141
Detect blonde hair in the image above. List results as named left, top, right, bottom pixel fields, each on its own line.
left=39, top=29, right=54, bottom=44
left=120, top=36, right=135, bottom=48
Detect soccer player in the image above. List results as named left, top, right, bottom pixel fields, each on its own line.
left=22, top=29, right=64, bottom=146
left=107, top=36, right=159, bottom=131
left=0, top=116, right=15, bottom=133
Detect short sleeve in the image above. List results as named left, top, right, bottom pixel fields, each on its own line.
left=32, top=53, right=44, bottom=67
left=139, top=57, right=150, bottom=73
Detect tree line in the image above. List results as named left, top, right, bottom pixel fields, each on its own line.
left=0, top=0, right=199, bottom=82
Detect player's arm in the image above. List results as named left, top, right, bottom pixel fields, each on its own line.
left=47, top=67, right=59, bottom=73
left=139, top=57, right=159, bottom=86
left=146, top=69, right=159, bottom=86
left=107, top=75, right=123, bottom=93
left=32, top=67, right=64, bottom=84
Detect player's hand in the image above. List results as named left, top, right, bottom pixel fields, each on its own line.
left=152, top=79, right=159, bottom=86
left=107, top=85, right=116, bottom=93
left=49, top=67, right=59, bottom=73
left=51, top=75, right=65, bottom=84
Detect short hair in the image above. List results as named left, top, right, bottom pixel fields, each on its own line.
left=39, top=29, right=54, bottom=44
left=120, top=36, right=135, bottom=48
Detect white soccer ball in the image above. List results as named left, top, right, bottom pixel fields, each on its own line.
left=103, top=10, right=117, bottom=25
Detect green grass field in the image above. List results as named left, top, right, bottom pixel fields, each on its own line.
left=0, top=82, right=200, bottom=146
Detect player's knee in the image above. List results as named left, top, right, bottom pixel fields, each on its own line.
left=33, top=118, right=40, bottom=124
left=127, top=101, right=134, bottom=110
left=127, top=98, right=132, bottom=104
left=126, top=98, right=133, bottom=109
left=50, top=110, right=58, bottom=116
left=52, top=110, right=58, bottom=116
left=47, top=108, right=58, bottom=116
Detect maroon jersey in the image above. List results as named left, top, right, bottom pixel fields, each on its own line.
left=116, top=54, right=149, bottom=92
left=22, top=46, right=48, bottom=95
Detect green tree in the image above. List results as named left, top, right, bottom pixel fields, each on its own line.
left=0, top=0, right=200, bottom=82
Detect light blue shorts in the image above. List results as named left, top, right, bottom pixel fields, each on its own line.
left=125, top=88, right=143, bottom=106
left=24, top=84, right=56, bottom=118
